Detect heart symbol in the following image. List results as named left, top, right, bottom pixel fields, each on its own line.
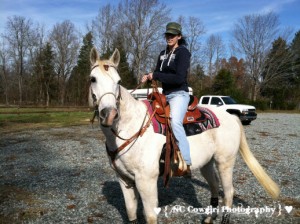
left=285, top=206, right=293, bottom=214
left=154, top=207, right=161, bottom=215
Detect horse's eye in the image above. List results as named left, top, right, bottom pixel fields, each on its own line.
left=90, top=76, right=96, bottom=83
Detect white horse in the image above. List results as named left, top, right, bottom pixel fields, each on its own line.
left=88, top=48, right=280, bottom=224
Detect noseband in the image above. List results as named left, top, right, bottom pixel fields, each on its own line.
left=96, top=86, right=121, bottom=109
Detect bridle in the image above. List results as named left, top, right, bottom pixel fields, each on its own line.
left=107, top=82, right=161, bottom=160
left=90, top=63, right=157, bottom=184
left=106, top=99, right=157, bottom=187
left=90, top=64, right=122, bottom=115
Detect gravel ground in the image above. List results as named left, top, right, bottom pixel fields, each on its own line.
left=0, top=112, right=299, bottom=224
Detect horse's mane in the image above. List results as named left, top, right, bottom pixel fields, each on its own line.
left=120, top=85, right=144, bottom=106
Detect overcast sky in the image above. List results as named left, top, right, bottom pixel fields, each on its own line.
left=1, top=0, right=299, bottom=44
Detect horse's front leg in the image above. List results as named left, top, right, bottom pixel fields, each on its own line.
left=135, top=175, right=159, bottom=224
left=119, top=178, right=139, bottom=223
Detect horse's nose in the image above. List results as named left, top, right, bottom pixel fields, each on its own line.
left=100, top=108, right=118, bottom=119
left=99, top=108, right=108, bottom=119
left=99, top=107, right=119, bottom=126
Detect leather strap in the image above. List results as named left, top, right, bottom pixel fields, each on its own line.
left=107, top=107, right=157, bottom=161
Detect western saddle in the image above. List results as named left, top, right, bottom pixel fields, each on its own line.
left=147, top=82, right=201, bottom=186
left=147, top=89, right=201, bottom=125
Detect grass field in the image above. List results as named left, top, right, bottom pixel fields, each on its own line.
left=1, top=106, right=299, bottom=134
left=0, top=107, right=94, bottom=134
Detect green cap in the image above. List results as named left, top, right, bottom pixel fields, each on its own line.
left=165, top=22, right=182, bottom=35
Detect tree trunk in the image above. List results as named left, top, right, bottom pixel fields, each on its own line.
left=18, top=75, right=22, bottom=105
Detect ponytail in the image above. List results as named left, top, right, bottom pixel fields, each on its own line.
left=179, top=36, right=188, bottom=46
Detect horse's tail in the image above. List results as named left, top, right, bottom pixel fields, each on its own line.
left=238, top=121, right=280, bottom=199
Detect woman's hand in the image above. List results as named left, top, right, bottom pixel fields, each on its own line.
left=141, top=72, right=153, bottom=83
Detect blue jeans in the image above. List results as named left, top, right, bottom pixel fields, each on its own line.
left=166, top=91, right=191, bottom=165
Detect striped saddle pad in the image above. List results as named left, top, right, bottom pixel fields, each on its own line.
left=143, top=100, right=220, bottom=136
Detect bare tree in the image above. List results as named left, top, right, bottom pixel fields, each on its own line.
left=214, top=35, right=226, bottom=75
left=3, top=16, right=35, bottom=104
left=232, top=11, right=279, bottom=100
left=92, top=4, right=117, bottom=53
left=117, top=0, right=170, bottom=82
left=203, top=34, right=225, bottom=83
left=50, top=20, right=79, bottom=105
left=33, top=24, right=47, bottom=104
left=91, top=1, right=206, bottom=84
left=0, top=39, right=10, bottom=105
left=178, top=16, right=205, bottom=68
left=205, top=35, right=216, bottom=84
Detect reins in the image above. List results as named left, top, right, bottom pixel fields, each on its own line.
left=147, top=80, right=179, bottom=187
left=105, top=81, right=158, bottom=186
left=129, top=81, right=144, bottom=94
left=106, top=80, right=177, bottom=187
left=107, top=81, right=158, bottom=160
left=108, top=107, right=157, bottom=160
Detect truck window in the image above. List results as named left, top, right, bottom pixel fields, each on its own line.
left=221, top=96, right=237, bottom=104
left=211, top=97, right=223, bottom=105
left=201, top=97, right=209, bottom=104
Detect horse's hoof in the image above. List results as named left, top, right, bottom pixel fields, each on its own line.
left=221, top=212, right=230, bottom=224
left=203, top=216, right=214, bottom=223
left=129, top=219, right=138, bottom=224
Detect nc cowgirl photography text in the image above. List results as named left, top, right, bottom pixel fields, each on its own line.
left=155, top=203, right=294, bottom=218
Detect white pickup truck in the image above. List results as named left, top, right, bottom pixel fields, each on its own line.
left=198, top=95, right=257, bottom=125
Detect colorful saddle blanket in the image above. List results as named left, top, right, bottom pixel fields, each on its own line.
left=143, top=100, right=220, bottom=136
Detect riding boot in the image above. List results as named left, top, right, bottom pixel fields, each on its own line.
left=184, top=165, right=192, bottom=179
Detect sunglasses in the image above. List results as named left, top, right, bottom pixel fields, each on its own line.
left=165, top=33, right=177, bottom=38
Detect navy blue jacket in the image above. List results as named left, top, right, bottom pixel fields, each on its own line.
left=153, top=45, right=191, bottom=95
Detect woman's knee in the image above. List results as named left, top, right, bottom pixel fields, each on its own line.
left=170, top=119, right=183, bottom=129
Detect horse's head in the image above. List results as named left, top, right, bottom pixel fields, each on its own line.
left=89, top=47, right=121, bottom=127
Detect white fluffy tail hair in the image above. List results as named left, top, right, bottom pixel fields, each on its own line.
left=238, top=122, right=280, bottom=199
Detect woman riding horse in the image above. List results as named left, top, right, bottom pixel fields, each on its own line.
left=88, top=47, right=279, bottom=224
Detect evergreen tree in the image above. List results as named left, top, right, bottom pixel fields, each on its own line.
left=290, top=30, right=300, bottom=108
left=212, top=68, right=243, bottom=101
left=188, top=64, right=206, bottom=97
left=262, top=38, right=292, bottom=87
left=112, top=32, right=136, bottom=88
left=97, top=32, right=136, bottom=88
left=67, top=32, right=93, bottom=105
left=32, top=42, right=55, bottom=106
left=212, top=69, right=234, bottom=95
left=42, top=43, right=56, bottom=106
left=261, top=37, right=296, bottom=109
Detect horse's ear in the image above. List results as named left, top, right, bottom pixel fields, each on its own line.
left=90, top=47, right=99, bottom=65
left=109, top=48, right=120, bottom=67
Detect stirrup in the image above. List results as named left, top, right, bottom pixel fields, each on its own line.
left=183, top=165, right=192, bottom=179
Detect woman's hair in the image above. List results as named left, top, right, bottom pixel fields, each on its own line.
left=178, top=36, right=188, bottom=46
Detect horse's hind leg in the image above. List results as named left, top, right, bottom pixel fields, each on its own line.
left=216, top=156, right=236, bottom=224
left=200, top=159, right=219, bottom=224
left=119, top=179, right=139, bottom=223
